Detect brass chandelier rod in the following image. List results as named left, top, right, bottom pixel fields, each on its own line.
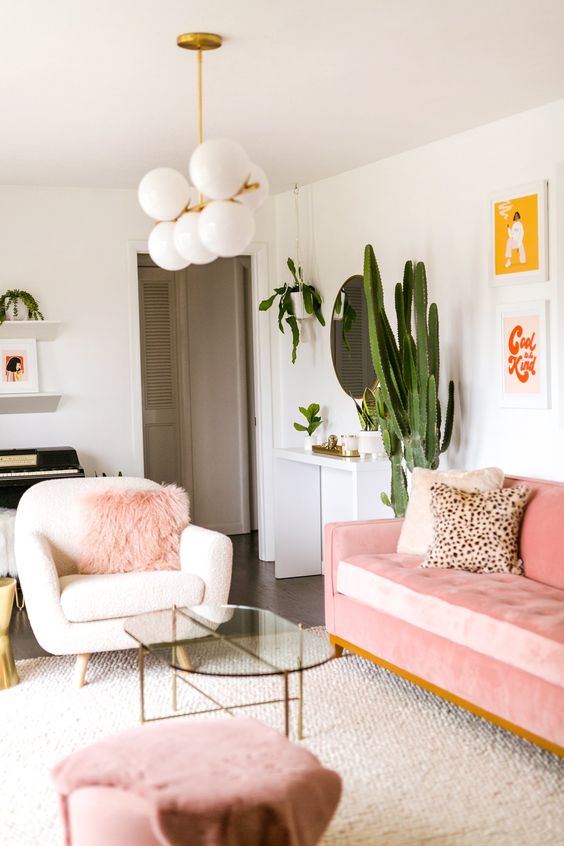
left=197, top=47, right=203, bottom=146
left=176, top=31, right=259, bottom=210
left=177, top=32, right=222, bottom=150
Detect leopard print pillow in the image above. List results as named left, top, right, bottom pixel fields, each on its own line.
left=420, top=483, right=531, bottom=575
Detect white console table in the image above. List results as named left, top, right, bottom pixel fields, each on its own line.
left=274, top=448, right=391, bottom=578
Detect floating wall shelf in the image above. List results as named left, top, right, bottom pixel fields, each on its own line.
left=0, top=321, right=61, bottom=340
left=0, top=393, right=62, bottom=414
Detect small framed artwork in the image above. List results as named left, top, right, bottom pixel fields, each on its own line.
left=490, top=181, right=548, bottom=285
left=0, top=339, right=39, bottom=394
left=497, top=301, right=549, bottom=408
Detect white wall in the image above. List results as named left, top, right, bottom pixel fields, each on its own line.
left=268, top=98, right=564, bottom=482
left=0, top=185, right=276, bottom=482
left=0, top=187, right=153, bottom=475
left=0, top=98, right=561, bottom=498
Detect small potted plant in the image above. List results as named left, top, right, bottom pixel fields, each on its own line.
left=259, top=258, right=325, bottom=363
left=293, top=402, right=324, bottom=451
left=0, top=290, right=44, bottom=324
left=352, top=387, right=384, bottom=457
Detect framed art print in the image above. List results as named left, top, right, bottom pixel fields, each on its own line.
left=497, top=301, right=549, bottom=408
left=490, top=181, right=548, bottom=285
left=0, top=338, right=39, bottom=394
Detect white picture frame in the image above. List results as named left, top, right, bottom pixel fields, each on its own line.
left=490, top=180, right=548, bottom=286
left=0, top=338, right=39, bottom=394
left=497, top=301, right=549, bottom=409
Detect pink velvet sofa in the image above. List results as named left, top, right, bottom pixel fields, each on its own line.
left=324, top=475, right=564, bottom=756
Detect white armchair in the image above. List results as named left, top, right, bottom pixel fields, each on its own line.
left=15, top=477, right=233, bottom=686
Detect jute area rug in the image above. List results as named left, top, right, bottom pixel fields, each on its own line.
left=2, top=629, right=563, bottom=846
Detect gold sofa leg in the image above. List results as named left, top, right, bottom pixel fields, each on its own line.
left=75, top=653, right=91, bottom=688
left=329, top=635, right=345, bottom=658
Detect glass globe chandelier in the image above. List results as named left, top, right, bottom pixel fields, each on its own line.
left=138, top=32, right=269, bottom=271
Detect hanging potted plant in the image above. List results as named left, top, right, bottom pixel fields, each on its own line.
left=333, top=289, right=357, bottom=353
left=259, top=257, right=325, bottom=363
left=0, top=290, right=44, bottom=324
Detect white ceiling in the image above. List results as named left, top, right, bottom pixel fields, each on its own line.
left=2, top=0, right=564, bottom=194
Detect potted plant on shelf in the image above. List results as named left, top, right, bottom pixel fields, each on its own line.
left=293, top=402, right=324, bottom=451
left=363, top=247, right=455, bottom=516
left=0, top=290, right=44, bottom=324
left=259, top=258, right=325, bottom=363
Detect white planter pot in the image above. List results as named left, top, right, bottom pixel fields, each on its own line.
left=5, top=301, right=27, bottom=321
left=332, top=291, right=345, bottom=321
left=358, top=431, right=385, bottom=458
left=290, top=291, right=309, bottom=321
left=303, top=435, right=313, bottom=451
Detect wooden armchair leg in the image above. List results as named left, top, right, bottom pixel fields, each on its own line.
left=75, top=653, right=91, bottom=688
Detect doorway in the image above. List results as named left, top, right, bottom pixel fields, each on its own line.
left=138, top=255, right=258, bottom=535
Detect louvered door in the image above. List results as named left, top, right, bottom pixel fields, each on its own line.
left=138, top=263, right=182, bottom=485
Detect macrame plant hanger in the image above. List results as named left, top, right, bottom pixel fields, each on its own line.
left=291, top=183, right=308, bottom=320
left=294, top=183, right=302, bottom=279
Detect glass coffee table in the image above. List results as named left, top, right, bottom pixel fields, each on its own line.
left=124, top=604, right=335, bottom=739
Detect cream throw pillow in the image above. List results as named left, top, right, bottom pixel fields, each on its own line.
left=397, top=467, right=504, bottom=555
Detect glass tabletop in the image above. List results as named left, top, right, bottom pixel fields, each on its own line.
left=124, top=604, right=334, bottom=677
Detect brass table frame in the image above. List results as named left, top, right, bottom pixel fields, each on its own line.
left=133, top=607, right=324, bottom=740
left=0, top=577, right=19, bottom=690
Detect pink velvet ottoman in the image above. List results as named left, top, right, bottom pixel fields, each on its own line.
left=51, top=718, right=342, bottom=846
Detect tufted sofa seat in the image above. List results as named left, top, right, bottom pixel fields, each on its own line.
left=325, top=475, right=564, bottom=755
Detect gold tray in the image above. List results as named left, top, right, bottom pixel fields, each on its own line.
left=312, top=445, right=360, bottom=458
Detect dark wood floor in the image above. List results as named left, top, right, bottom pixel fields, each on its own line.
left=10, top=532, right=325, bottom=660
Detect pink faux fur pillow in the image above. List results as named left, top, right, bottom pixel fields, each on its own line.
left=77, top=485, right=190, bottom=575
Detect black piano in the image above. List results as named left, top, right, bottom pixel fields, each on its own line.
left=0, top=447, right=85, bottom=508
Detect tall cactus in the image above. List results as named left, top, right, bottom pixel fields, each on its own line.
left=364, top=245, right=454, bottom=517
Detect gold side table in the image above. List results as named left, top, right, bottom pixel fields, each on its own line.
left=0, top=577, right=19, bottom=689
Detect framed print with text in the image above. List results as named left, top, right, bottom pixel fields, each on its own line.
left=490, top=181, right=548, bottom=285
left=497, top=301, right=549, bottom=409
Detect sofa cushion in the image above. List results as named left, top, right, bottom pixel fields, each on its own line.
left=335, top=553, right=564, bottom=687
left=77, top=485, right=190, bottom=575
left=397, top=467, right=504, bottom=555
left=60, top=571, right=204, bottom=623
left=421, top=483, right=530, bottom=575
left=518, top=485, right=564, bottom=590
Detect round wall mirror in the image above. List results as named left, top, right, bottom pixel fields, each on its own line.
left=330, top=275, right=377, bottom=397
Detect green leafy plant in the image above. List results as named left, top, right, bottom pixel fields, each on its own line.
left=259, top=258, right=325, bottom=363
left=293, top=403, right=323, bottom=437
left=334, top=290, right=357, bottom=353
left=0, top=289, right=44, bottom=324
left=352, top=387, right=379, bottom=431
left=363, top=246, right=455, bottom=517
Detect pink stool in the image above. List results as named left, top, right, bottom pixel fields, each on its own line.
left=52, top=718, right=341, bottom=846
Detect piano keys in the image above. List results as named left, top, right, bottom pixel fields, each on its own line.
left=0, top=447, right=84, bottom=508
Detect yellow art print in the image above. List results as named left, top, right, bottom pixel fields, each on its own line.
left=494, top=193, right=538, bottom=275
left=490, top=181, right=547, bottom=285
